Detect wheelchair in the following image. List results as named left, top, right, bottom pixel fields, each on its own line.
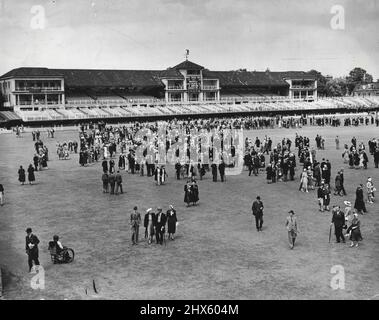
left=48, top=241, right=75, bottom=264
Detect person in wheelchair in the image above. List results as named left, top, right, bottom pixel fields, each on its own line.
left=53, top=235, right=64, bottom=254
left=48, top=235, right=74, bottom=264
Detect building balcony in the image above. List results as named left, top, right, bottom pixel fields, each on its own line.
left=18, top=101, right=62, bottom=106
left=13, top=87, right=63, bottom=92
left=167, top=86, right=185, bottom=90
left=202, top=85, right=219, bottom=90
left=290, top=85, right=315, bottom=90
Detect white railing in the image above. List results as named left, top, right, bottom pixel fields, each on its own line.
left=291, top=85, right=315, bottom=89
left=14, top=87, right=62, bottom=91
left=18, top=101, right=62, bottom=106
left=12, top=97, right=379, bottom=122
left=202, top=85, right=218, bottom=90
left=167, top=86, right=184, bottom=90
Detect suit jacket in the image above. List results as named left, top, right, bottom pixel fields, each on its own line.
left=108, top=173, right=116, bottom=183
left=252, top=200, right=264, bottom=216
left=25, top=234, right=40, bottom=255
left=115, top=173, right=122, bottom=183
left=154, top=212, right=167, bottom=229
left=332, top=211, right=345, bottom=227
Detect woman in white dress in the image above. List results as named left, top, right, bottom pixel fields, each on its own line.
left=299, top=169, right=308, bottom=192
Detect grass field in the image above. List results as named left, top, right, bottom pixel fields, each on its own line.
left=0, top=124, right=378, bottom=300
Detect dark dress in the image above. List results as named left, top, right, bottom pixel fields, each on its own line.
left=184, top=184, right=191, bottom=204
left=191, top=184, right=199, bottom=203
left=28, top=166, right=35, bottom=182
left=18, top=168, right=26, bottom=183
left=42, top=155, right=48, bottom=168
left=347, top=219, right=363, bottom=241
left=354, top=187, right=367, bottom=213
left=167, top=209, right=177, bottom=234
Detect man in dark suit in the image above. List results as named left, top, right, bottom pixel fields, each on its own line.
left=108, top=171, right=116, bottom=195
left=115, top=170, right=123, bottom=195
left=154, top=207, right=166, bottom=245
left=25, top=227, right=40, bottom=272
left=175, top=161, right=181, bottom=180
left=211, top=163, right=217, bottom=182
left=218, top=161, right=225, bottom=182
left=374, top=147, right=379, bottom=168
left=252, top=196, right=264, bottom=231
left=331, top=206, right=346, bottom=243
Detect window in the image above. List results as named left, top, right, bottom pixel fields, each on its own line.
left=169, top=93, right=181, bottom=102
left=205, top=92, right=216, bottom=101
left=187, top=70, right=200, bottom=75
left=189, top=93, right=199, bottom=101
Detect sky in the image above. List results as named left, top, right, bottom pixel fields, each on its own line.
left=0, top=0, right=378, bottom=78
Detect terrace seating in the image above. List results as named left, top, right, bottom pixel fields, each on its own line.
left=0, top=111, right=22, bottom=121
left=10, top=96, right=379, bottom=123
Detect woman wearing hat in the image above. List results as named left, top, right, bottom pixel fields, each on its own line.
left=366, top=177, right=375, bottom=204
left=18, top=165, right=26, bottom=185
left=344, top=201, right=353, bottom=223
left=354, top=184, right=367, bottom=214
left=144, top=208, right=155, bottom=244
left=27, top=164, right=35, bottom=185
left=346, top=213, right=363, bottom=247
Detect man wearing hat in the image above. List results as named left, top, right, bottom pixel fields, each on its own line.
left=154, top=207, right=166, bottom=245
left=25, top=227, right=40, bottom=272
left=285, top=210, right=299, bottom=249
left=130, top=206, right=141, bottom=245
left=331, top=206, right=346, bottom=243
left=252, top=196, right=264, bottom=231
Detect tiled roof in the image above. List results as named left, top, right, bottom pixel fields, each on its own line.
left=203, top=70, right=315, bottom=87
left=173, top=60, right=204, bottom=70
left=0, top=65, right=315, bottom=89
left=0, top=67, right=63, bottom=79
left=203, top=70, right=285, bottom=87
left=0, top=68, right=183, bottom=88
left=51, top=69, right=165, bottom=88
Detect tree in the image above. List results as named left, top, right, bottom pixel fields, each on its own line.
left=346, top=67, right=373, bottom=94
left=308, top=69, right=327, bottom=97
left=325, top=78, right=347, bottom=97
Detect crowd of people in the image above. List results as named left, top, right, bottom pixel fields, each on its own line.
left=4, top=112, right=379, bottom=277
